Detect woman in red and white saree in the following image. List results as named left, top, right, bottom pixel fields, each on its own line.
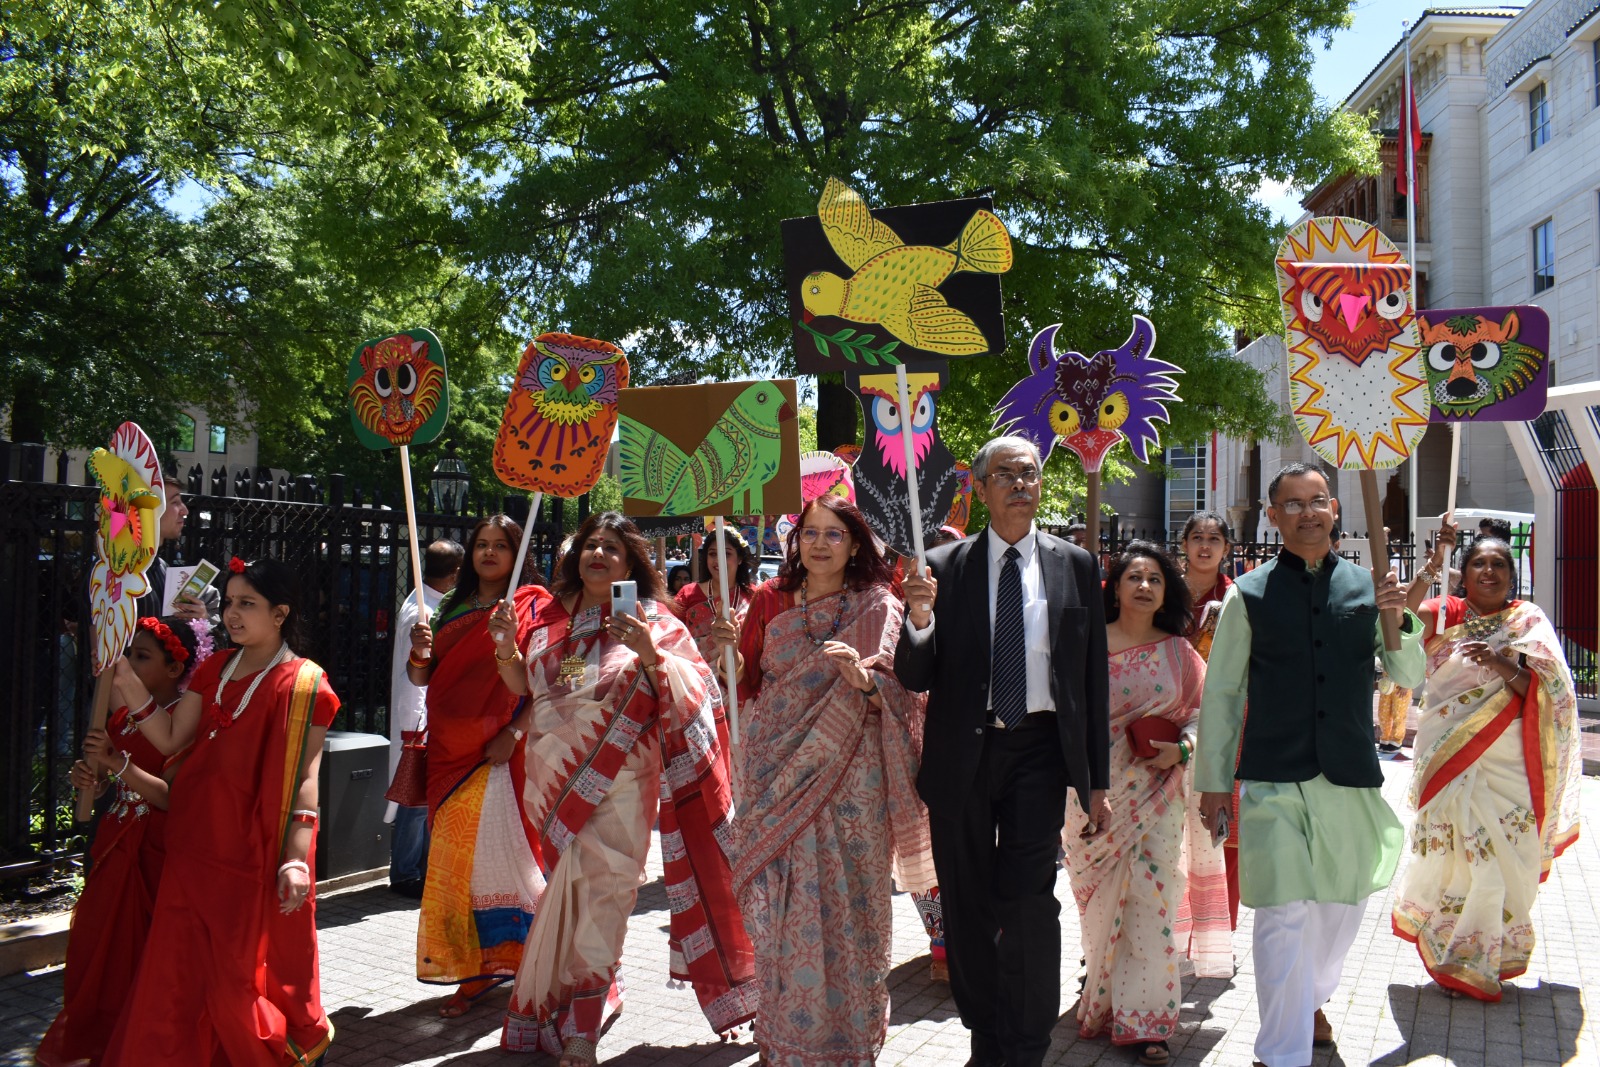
left=1065, top=545, right=1231, bottom=1067
left=103, top=559, right=337, bottom=1066
left=675, top=528, right=755, bottom=698
left=728, top=497, right=936, bottom=1067
left=496, top=513, right=757, bottom=1067
left=1393, top=537, right=1581, bottom=1001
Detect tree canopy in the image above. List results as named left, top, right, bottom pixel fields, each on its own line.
left=2, top=0, right=1376, bottom=516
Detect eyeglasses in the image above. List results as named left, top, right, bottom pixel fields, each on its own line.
left=799, top=528, right=847, bottom=545
left=1275, top=496, right=1332, bottom=516
left=984, top=467, right=1041, bottom=486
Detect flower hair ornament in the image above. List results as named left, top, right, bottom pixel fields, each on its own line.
left=228, top=556, right=249, bottom=574
left=185, top=618, right=215, bottom=672
left=138, top=617, right=190, bottom=664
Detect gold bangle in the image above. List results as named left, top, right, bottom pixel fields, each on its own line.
left=494, top=648, right=520, bottom=665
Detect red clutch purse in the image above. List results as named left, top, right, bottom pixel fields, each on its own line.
left=1127, top=715, right=1180, bottom=759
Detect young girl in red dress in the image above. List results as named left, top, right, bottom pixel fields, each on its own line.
left=102, top=557, right=340, bottom=1066
left=36, top=615, right=212, bottom=1067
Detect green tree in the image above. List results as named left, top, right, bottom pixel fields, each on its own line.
left=478, top=0, right=1372, bottom=478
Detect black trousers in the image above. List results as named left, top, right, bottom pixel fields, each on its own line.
left=929, top=714, right=1069, bottom=1067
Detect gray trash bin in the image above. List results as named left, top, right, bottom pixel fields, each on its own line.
left=316, top=730, right=391, bottom=880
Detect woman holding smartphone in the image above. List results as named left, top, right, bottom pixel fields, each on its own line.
left=492, top=512, right=756, bottom=1067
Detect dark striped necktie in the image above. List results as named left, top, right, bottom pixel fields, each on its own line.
left=992, top=545, right=1027, bottom=729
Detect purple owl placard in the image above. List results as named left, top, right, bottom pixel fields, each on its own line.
left=495, top=332, right=629, bottom=496
left=1416, top=306, right=1549, bottom=423
left=991, top=316, right=1181, bottom=475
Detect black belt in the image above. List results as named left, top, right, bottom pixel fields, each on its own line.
left=987, top=711, right=1056, bottom=731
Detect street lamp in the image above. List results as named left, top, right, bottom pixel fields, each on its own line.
left=429, top=455, right=470, bottom=514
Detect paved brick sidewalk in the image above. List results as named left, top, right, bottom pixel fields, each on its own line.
left=5, top=762, right=1599, bottom=1065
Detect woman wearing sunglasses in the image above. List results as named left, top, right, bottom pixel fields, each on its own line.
left=715, top=495, right=936, bottom=1066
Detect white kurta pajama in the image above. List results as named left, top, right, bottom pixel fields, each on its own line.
left=1196, top=582, right=1424, bottom=1067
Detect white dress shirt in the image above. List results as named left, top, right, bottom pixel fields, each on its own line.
left=389, top=583, right=446, bottom=778
left=985, top=525, right=1054, bottom=715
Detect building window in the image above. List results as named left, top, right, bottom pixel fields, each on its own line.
left=208, top=423, right=228, bottom=454
left=1164, top=443, right=1207, bottom=534
left=1529, top=82, right=1550, bottom=150
left=1532, top=218, right=1555, bottom=293
left=1594, top=40, right=1599, bottom=109
left=167, top=413, right=196, bottom=453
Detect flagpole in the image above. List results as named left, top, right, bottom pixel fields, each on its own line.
left=1402, top=20, right=1427, bottom=570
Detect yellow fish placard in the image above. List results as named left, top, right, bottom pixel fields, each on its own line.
left=783, top=178, right=1013, bottom=372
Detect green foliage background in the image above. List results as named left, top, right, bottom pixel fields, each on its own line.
left=2, top=0, right=1377, bottom=507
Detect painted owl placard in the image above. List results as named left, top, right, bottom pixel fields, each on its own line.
left=1275, top=217, right=1430, bottom=469
left=844, top=368, right=961, bottom=557
left=89, top=421, right=166, bottom=672
left=347, top=328, right=450, bottom=450
left=992, top=317, right=1181, bottom=474
left=617, top=380, right=802, bottom=517
left=1416, top=306, right=1549, bottom=422
left=495, top=332, right=629, bottom=495
left=782, top=178, right=1013, bottom=373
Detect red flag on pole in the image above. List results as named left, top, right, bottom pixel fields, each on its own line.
left=1396, top=65, right=1422, bottom=196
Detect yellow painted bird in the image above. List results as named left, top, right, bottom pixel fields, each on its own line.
left=801, top=177, right=1013, bottom=356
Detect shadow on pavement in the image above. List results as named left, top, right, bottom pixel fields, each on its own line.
left=315, top=882, right=420, bottom=931
left=326, top=993, right=510, bottom=1064
left=1372, top=979, right=1586, bottom=1065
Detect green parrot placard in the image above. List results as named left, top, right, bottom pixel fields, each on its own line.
left=618, top=380, right=803, bottom=517
left=782, top=177, right=1013, bottom=373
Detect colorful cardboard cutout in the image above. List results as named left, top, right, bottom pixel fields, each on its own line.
left=775, top=451, right=858, bottom=543
left=845, top=368, right=961, bottom=557
left=992, top=316, right=1181, bottom=474
left=1416, top=306, right=1549, bottom=422
left=782, top=178, right=1012, bottom=372
left=1274, top=217, right=1429, bottom=469
left=346, top=328, right=450, bottom=450
left=617, top=379, right=802, bottom=517
left=946, top=461, right=973, bottom=535
left=495, top=332, right=629, bottom=495
left=89, top=422, right=165, bottom=672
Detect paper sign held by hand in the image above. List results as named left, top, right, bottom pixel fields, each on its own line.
left=845, top=368, right=961, bottom=557
left=495, top=332, right=629, bottom=495
left=347, top=328, right=450, bottom=450
left=992, top=316, right=1181, bottom=474
left=1417, top=306, right=1549, bottom=423
left=1274, top=217, right=1430, bottom=469
left=782, top=178, right=1012, bottom=373
left=618, top=380, right=803, bottom=517
left=89, top=421, right=166, bottom=672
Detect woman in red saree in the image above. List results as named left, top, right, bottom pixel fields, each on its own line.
left=675, top=528, right=756, bottom=698
left=37, top=616, right=212, bottom=1067
left=1179, top=510, right=1243, bottom=928
left=404, top=514, right=550, bottom=1017
left=495, top=513, right=757, bottom=1067
left=726, top=496, right=936, bottom=1067
left=102, top=558, right=338, bottom=1066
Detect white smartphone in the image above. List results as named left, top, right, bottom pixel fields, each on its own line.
left=1212, top=809, right=1230, bottom=845
left=611, top=580, right=638, bottom=621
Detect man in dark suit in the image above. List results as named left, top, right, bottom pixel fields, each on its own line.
left=895, top=435, right=1111, bottom=1067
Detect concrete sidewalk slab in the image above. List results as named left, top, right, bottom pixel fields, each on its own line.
left=4, top=763, right=1598, bottom=1065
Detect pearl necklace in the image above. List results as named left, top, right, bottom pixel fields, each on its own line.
left=208, top=643, right=291, bottom=738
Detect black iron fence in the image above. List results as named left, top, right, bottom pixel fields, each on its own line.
left=0, top=441, right=569, bottom=879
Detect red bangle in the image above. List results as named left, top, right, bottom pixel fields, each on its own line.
left=407, top=653, right=430, bottom=670
left=290, top=810, right=318, bottom=829
left=127, top=696, right=156, bottom=725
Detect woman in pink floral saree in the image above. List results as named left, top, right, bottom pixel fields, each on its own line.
left=728, top=497, right=936, bottom=1067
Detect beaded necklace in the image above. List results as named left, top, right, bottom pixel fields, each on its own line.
left=800, top=578, right=849, bottom=647
left=206, top=643, right=290, bottom=738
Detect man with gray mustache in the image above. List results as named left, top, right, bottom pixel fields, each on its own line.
left=896, top=434, right=1111, bottom=1067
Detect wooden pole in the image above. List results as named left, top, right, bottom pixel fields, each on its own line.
left=894, top=365, right=927, bottom=571
left=1444, top=424, right=1462, bottom=525
left=508, top=491, right=544, bottom=591
left=1360, top=468, right=1402, bottom=651
left=714, top=517, right=742, bottom=751
left=1085, top=470, right=1102, bottom=554
left=74, top=671, right=115, bottom=821
left=398, top=445, right=431, bottom=637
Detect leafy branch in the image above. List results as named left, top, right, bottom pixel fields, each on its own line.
left=798, top=320, right=903, bottom=367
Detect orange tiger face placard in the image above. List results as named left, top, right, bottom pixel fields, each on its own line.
left=347, top=328, right=450, bottom=449
left=1275, top=217, right=1430, bottom=470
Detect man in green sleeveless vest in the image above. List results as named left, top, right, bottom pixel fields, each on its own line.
left=1194, top=463, right=1424, bottom=1067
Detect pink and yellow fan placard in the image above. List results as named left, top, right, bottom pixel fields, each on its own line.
left=82, top=420, right=165, bottom=817
left=1274, top=217, right=1431, bottom=647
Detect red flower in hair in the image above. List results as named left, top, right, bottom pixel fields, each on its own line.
left=137, top=617, right=189, bottom=663
left=228, top=557, right=248, bottom=574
